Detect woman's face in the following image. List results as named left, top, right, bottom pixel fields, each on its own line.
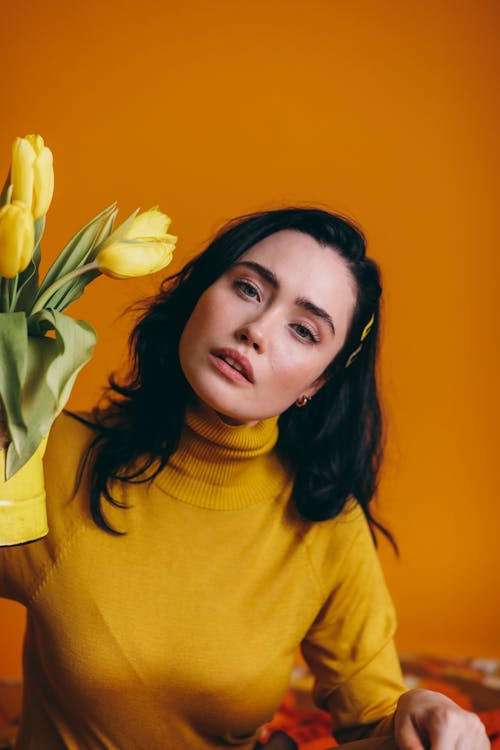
left=179, top=229, right=357, bottom=425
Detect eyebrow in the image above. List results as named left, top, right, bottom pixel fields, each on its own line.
left=233, top=260, right=336, bottom=335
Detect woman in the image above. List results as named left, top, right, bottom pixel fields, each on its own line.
left=0, top=208, right=488, bottom=749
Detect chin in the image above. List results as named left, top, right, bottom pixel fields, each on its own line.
left=204, top=395, right=257, bottom=426
left=186, top=382, right=252, bottom=424
left=199, top=393, right=265, bottom=427
left=216, top=411, right=259, bottom=427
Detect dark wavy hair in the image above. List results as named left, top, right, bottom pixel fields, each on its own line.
left=75, top=207, right=395, bottom=549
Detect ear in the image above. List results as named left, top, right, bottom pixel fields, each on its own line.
left=302, top=375, right=327, bottom=401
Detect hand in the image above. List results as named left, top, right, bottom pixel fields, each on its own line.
left=394, top=688, right=490, bottom=749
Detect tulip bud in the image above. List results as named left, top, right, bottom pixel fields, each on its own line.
left=0, top=201, right=35, bottom=278
left=11, top=138, right=36, bottom=212
left=11, top=134, right=54, bottom=220
left=95, top=208, right=176, bottom=279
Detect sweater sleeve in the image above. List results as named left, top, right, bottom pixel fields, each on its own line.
left=300, top=504, right=407, bottom=732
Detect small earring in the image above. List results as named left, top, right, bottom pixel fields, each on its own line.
left=295, top=395, right=309, bottom=408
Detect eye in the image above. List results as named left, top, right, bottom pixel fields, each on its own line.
left=291, top=323, right=320, bottom=343
left=234, top=279, right=261, bottom=301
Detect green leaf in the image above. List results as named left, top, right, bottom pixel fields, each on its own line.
left=0, top=313, right=29, bottom=455
left=47, top=267, right=101, bottom=313
left=30, top=207, right=142, bottom=312
left=0, top=310, right=97, bottom=478
left=12, top=259, right=37, bottom=312
left=31, top=203, right=118, bottom=311
left=87, top=208, right=117, bottom=260
left=7, top=274, right=18, bottom=311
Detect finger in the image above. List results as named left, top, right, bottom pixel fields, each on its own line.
left=394, top=714, right=428, bottom=750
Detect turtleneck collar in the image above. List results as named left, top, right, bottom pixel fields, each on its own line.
left=153, top=400, right=292, bottom=511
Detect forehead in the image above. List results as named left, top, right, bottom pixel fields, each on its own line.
left=237, top=229, right=357, bottom=304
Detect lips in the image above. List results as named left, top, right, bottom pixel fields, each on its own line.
left=211, top=348, right=254, bottom=383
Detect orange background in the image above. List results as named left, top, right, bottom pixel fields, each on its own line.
left=1, top=0, right=499, bottom=679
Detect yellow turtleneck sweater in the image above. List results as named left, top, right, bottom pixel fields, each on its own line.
left=0, top=405, right=406, bottom=749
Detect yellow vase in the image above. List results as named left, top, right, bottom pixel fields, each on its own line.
left=0, top=438, right=48, bottom=546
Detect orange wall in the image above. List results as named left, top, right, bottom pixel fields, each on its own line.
left=1, top=0, right=499, bottom=679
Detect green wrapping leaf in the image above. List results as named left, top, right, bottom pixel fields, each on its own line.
left=0, top=310, right=97, bottom=478
left=0, top=313, right=29, bottom=452
left=30, top=203, right=118, bottom=312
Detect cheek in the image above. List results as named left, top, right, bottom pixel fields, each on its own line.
left=193, top=288, right=229, bottom=329
left=179, top=289, right=230, bottom=366
left=266, top=345, right=325, bottom=392
left=179, top=305, right=205, bottom=368
left=181, top=295, right=216, bottom=345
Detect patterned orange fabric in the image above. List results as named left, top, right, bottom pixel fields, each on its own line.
left=263, top=654, right=500, bottom=749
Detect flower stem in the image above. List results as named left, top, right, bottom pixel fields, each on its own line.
left=1, top=278, right=10, bottom=313
left=31, top=261, right=100, bottom=314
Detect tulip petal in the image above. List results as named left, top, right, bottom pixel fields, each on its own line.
left=32, top=148, right=55, bottom=220
left=0, top=202, right=35, bottom=278
left=96, top=239, right=175, bottom=279
left=124, top=208, right=172, bottom=239
left=11, top=138, right=36, bottom=211
left=24, top=134, right=45, bottom=156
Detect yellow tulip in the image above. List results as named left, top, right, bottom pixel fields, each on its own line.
left=123, top=206, right=172, bottom=239
left=96, top=240, right=176, bottom=279
left=96, top=208, right=176, bottom=280
left=11, top=134, right=54, bottom=220
left=11, top=138, right=35, bottom=210
left=0, top=201, right=35, bottom=278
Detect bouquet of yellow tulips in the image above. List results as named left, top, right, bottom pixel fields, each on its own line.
left=0, top=134, right=176, bottom=544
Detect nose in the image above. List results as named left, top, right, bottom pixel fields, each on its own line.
left=236, top=322, right=265, bottom=352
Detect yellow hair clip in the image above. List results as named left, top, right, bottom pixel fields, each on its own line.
left=360, top=313, right=375, bottom=342
left=345, top=344, right=362, bottom=368
left=345, top=313, right=375, bottom=368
